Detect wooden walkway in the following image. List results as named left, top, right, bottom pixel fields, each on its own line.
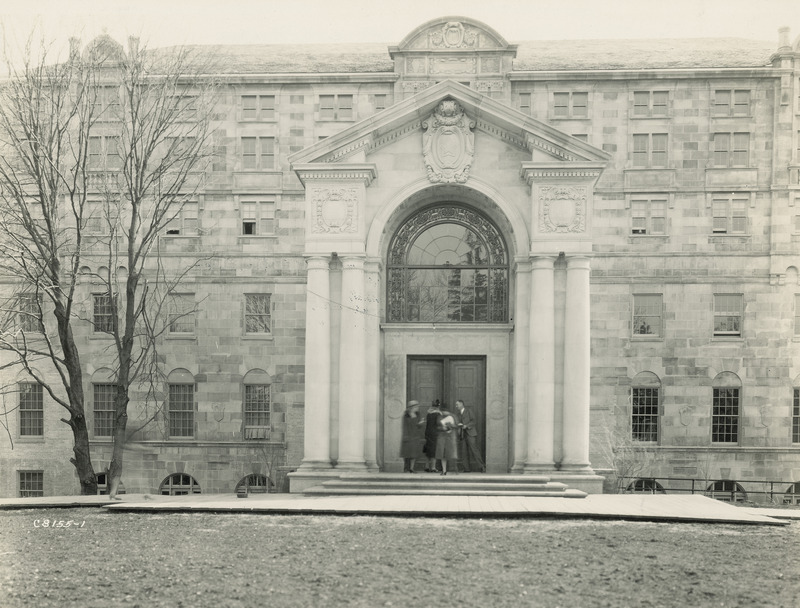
left=95, top=493, right=790, bottom=525
left=1, top=493, right=794, bottom=525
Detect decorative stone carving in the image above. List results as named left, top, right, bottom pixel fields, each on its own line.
left=401, top=81, right=434, bottom=93
left=406, top=57, right=426, bottom=74
left=311, top=188, right=357, bottom=233
left=480, top=57, right=500, bottom=73
left=538, top=186, right=587, bottom=233
left=476, top=80, right=504, bottom=93
left=422, top=99, right=475, bottom=184
left=430, top=57, right=477, bottom=75
left=430, top=21, right=477, bottom=48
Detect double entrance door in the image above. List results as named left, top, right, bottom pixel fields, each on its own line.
left=406, top=356, right=486, bottom=468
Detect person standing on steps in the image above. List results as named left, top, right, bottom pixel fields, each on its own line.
left=400, top=400, right=423, bottom=473
left=456, top=399, right=485, bottom=473
left=423, top=400, right=442, bottom=472
left=435, top=404, right=459, bottom=475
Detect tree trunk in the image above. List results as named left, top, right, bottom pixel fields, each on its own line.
left=107, top=385, right=129, bottom=499
left=69, top=413, right=97, bottom=495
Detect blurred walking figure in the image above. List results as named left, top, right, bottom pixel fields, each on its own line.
left=456, top=399, right=485, bottom=473
left=435, top=404, right=459, bottom=475
left=400, top=400, right=423, bottom=472
left=423, top=400, right=442, bottom=472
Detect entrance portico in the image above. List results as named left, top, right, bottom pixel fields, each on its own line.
left=289, top=79, right=609, bottom=493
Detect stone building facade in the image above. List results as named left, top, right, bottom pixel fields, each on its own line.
left=2, top=16, right=800, bottom=499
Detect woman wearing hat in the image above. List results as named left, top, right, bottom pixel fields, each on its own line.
left=400, top=400, right=423, bottom=473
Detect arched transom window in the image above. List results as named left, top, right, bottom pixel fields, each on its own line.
left=387, top=205, right=508, bottom=323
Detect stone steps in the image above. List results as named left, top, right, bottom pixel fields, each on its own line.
left=303, top=473, right=588, bottom=498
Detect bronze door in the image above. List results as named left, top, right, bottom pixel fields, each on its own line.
left=407, top=357, right=486, bottom=467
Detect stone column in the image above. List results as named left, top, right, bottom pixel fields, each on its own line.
left=562, top=256, right=592, bottom=470
left=337, top=256, right=368, bottom=469
left=363, top=259, right=381, bottom=471
left=299, top=256, right=332, bottom=469
left=511, top=259, right=531, bottom=472
left=525, top=256, right=556, bottom=471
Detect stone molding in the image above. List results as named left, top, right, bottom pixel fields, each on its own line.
left=293, top=163, right=377, bottom=187
left=310, top=187, right=358, bottom=234
left=521, top=163, right=605, bottom=183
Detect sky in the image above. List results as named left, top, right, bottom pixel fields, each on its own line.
left=1, top=0, right=799, bottom=52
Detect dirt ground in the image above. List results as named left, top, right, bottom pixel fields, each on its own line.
left=0, top=508, right=797, bottom=607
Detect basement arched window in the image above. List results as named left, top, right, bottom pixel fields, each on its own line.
left=387, top=204, right=508, bottom=323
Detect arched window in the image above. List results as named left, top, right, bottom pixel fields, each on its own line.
left=167, top=369, right=195, bottom=438
left=387, top=205, right=508, bottom=323
left=631, top=371, right=661, bottom=442
left=705, top=480, right=746, bottom=503
left=235, top=474, right=273, bottom=494
left=711, top=372, right=742, bottom=444
left=625, top=478, right=665, bottom=494
left=783, top=482, right=800, bottom=505
left=159, top=473, right=201, bottom=496
left=243, top=369, right=272, bottom=440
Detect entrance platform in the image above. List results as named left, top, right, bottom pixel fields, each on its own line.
left=1, top=492, right=790, bottom=525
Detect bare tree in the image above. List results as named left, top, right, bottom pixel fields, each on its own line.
left=0, top=32, right=217, bottom=496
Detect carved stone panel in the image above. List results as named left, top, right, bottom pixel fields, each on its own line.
left=430, top=21, right=478, bottom=48
left=422, top=99, right=475, bottom=184
left=311, top=187, right=358, bottom=234
left=538, top=186, right=588, bottom=233
left=430, top=57, right=477, bottom=75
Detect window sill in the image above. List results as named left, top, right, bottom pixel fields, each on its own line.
left=242, top=334, right=274, bottom=341
left=630, top=335, right=663, bottom=342
left=237, top=235, right=278, bottom=243
left=711, top=336, right=743, bottom=342
left=548, top=116, right=590, bottom=121
left=629, top=115, right=671, bottom=120
left=17, top=437, right=45, bottom=443
left=237, top=118, right=278, bottom=123
left=89, top=334, right=114, bottom=340
left=708, top=235, right=750, bottom=244
left=628, top=235, right=669, bottom=243
left=165, top=334, right=197, bottom=341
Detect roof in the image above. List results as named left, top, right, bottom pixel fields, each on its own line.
left=159, top=37, right=775, bottom=74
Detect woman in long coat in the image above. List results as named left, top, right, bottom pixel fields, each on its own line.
left=400, top=400, right=422, bottom=473
left=434, top=405, right=459, bottom=475
left=423, top=400, right=442, bottom=472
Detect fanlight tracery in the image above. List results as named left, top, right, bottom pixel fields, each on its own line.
left=387, top=205, right=508, bottom=323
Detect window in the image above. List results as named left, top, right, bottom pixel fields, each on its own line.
left=19, top=382, right=43, bottom=436
left=93, top=294, right=114, bottom=334
left=164, top=201, right=198, bottom=236
left=241, top=137, right=275, bottom=170
left=784, top=482, right=800, bottom=505
left=160, top=473, right=201, bottom=495
left=705, top=480, right=746, bottom=502
left=712, top=195, right=748, bottom=234
left=319, top=94, right=353, bottom=120
left=241, top=94, right=275, bottom=120
left=712, top=372, right=741, bottom=443
left=244, top=384, right=271, bottom=439
left=625, top=479, right=665, bottom=494
left=241, top=201, right=275, bottom=235
left=18, top=293, right=44, bottom=333
left=244, top=294, right=271, bottom=334
left=236, top=474, right=272, bottom=494
left=713, top=89, right=750, bottom=116
left=93, top=384, right=115, bottom=437
left=374, top=94, right=387, bottom=111
left=289, top=128, right=305, bottom=153
left=795, top=294, right=800, bottom=336
left=632, top=133, right=668, bottom=167
left=387, top=205, right=509, bottom=323
left=289, top=95, right=304, bottom=104
left=92, top=86, right=120, bottom=118
left=168, top=382, right=194, bottom=438
left=95, top=473, right=125, bottom=495
left=553, top=91, right=588, bottom=118
left=793, top=388, right=800, bottom=444
left=212, top=144, right=227, bottom=172
left=713, top=132, right=749, bottom=167
left=518, top=92, right=531, bottom=114
left=88, top=136, right=121, bottom=170
left=631, top=387, right=659, bottom=442
left=630, top=198, right=666, bottom=235
left=18, top=471, right=43, bottom=497
left=168, top=293, right=195, bottom=334
left=633, top=91, right=668, bottom=117
left=713, top=294, right=742, bottom=336
left=632, top=295, right=662, bottom=337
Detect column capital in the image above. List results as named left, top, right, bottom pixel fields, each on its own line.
left=305, top=255, right=331, bottom=271
left=339, top=254, right=366, bottom=270
left=530, top=255, right=557, bottom=270
left=363, top=257, right=382, bottom=273
left=565, top=255, right=591, bottom=270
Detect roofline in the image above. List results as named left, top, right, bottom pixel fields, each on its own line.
left=509, top=67, right=780, bottom=80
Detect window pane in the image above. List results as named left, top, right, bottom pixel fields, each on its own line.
left=713, top=133, right=730, bottom=166
left=553, top=92, right=569, bottom=116
left=733, top=90, right=750, bottom=114
left=632, top=387, right=659, bottom=441
left=244, top=384, right=271, bottom=432
left=633, top=294, right=662, bottom=336
left=793, top=388, right=800, bottom=443
left=652, top=91, right=668, bottom=115
left=571, top=92, right=588, bottom=117
left=633, top=92, right=649, bottom=115
left=712, top=388, right=739, bottom=442
left=94, top=294, right=114, bottom=333
left=260, top=95, right=275, bottom=119
left=19, top=471, right=43, bottom=497
left=320, top=95, right=335, bottom=119
left=714, top=90, right=731, bottom=114
left=241, top=137, right=256, bottom=170
left=338, top=95, right=353, bottom=119
left=94, top=384, right=115, bottom=437
left=242, top=95, right=257, bottom=119
left=168, top=384, right=194, bottom=437
left=245, top=294, right=271, bottom=334
left=19, top=383, right=43, bottom=436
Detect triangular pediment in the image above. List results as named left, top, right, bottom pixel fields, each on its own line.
left=289, top=80, right=610, bottom=172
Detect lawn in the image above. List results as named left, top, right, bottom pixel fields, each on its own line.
left=0, top=508, right=797, bottom=607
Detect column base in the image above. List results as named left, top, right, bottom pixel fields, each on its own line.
left=523, top=463, right=557, bottom=474
left=297, top=460, right=333, bottom=471
left=336, top=460, right=369, bottom=472
left=559, top=462, right=594, bottom=473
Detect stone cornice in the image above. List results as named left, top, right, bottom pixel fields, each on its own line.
left=509, top=67, right=780, bottom=81
left=293, top=163, right=378, bottom=187
left=524, top=134, right=582, bottom=162
left=520, top=162, right=606, bottom=183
